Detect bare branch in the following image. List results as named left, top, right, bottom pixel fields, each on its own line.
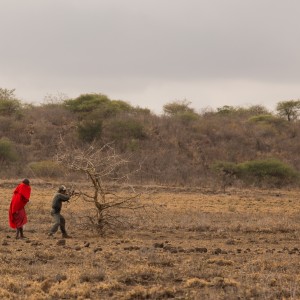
left=55, top=140, right=145, bottom=234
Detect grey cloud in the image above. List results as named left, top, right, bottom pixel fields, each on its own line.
left=1, top=0, right=300, bottom=110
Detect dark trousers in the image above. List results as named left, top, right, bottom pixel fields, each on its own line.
left=50, top=211, right=67, bottom=234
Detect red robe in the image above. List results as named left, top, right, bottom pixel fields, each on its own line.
left=9, top=183, right=31, bottom=229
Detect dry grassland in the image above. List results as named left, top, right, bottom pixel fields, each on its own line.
left=0, top=183, right=300, bottom=299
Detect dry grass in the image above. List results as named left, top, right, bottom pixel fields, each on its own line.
left=0, top=183, right=300, bottom=299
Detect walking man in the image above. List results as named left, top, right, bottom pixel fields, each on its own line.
left=48, top=185, right=72, bottom=238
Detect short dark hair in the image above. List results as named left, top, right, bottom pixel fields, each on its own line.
left=22, top=178, right=30, bottom=185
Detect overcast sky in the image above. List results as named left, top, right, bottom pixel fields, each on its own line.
left=1, top=0, right=300, bottom=114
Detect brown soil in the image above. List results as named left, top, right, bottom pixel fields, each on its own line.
left=0, top=185, right=300, bottom=299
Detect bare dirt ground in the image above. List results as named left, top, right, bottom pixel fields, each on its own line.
left=0, top=183, right=300, bottom=299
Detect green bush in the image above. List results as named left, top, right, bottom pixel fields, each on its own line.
left=28, top=161, right=65, bottom=178
left=163, top=100, right=196, bottom=116
left=212, top=161, right=239, bottom=176
left=64, top=94, right=134, bottom=119
left=107, top=119, right=146, bottom=141
left=110, top=100, right=132, bottom=113
left=77, top=120, right=103, bottom=142
left=248, top=114, right=286, bottom=126
left=0, top=99, right=21, bottom=116
left=0, top=89, right=22, bottom=116
left=174, top=111, right=199, bottom=124
left=238, top=159, right=299, bottom=186
left=216, top=105, right=237, bottom=115
left=0, top=138, right=18, bottom=165
left=64, top=93, right=110, bottom=113
left=212, top=159, right=299, bottom=187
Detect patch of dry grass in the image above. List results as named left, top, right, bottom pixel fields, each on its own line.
left=1, top=185, right=300, bottom=299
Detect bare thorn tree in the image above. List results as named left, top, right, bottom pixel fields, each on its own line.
left=55, top=140, right=144, bottom=234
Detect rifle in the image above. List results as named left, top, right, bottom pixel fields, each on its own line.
left=67, top=188, right=80, bottom=198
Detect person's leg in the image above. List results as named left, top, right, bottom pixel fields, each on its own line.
left=49, top=213, right=60, bottom=235
left=60, top=215, right=71, bottom=238
left=19, top=227, right=24, bottom=238
left=16, top=228, right=20, bottom=239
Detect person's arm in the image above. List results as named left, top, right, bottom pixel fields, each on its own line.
left=21, top=195, right=29, bottom=203
left=59, top=194, right=70, bottom=202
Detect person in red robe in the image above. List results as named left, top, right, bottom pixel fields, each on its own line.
left=9, top=178, right=31, bottom=239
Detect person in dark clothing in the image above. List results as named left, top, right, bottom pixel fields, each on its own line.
left=48, top=185, right=72, bottom=238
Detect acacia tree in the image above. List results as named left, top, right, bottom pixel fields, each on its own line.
left=55, top=141, right=143, bottom=234
left=276, top=100, right=300, bottom=121
left=163, top=99, right=196, bottom=116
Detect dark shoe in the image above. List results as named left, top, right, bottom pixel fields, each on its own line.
left=62, top=234, right=72, bottom=239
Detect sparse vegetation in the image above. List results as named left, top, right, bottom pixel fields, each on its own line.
left=2, top=88, right=300, bottom=298
left=0, top=88, right=300, bottom=190
left=0, top=185, right=299, bottom=299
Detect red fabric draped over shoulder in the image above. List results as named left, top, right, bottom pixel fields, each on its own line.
left=9, top=183, right=31, bottom=229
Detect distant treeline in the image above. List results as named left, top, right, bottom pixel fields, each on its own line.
left=1, top=88, right=300, bottom=188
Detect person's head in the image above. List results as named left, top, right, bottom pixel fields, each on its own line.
left=58, top=185, right=67, bottom=193
left=22, top=178, right=30, bottom=185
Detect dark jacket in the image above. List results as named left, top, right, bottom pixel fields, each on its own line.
left=51, top=192, right=70, bottom=213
